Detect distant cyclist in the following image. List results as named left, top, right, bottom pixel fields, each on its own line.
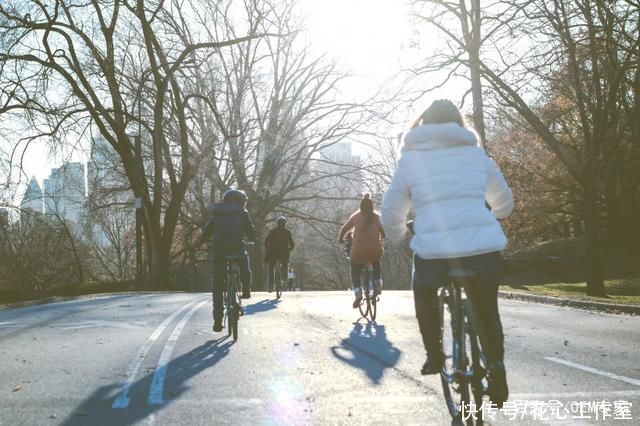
left=380, top=99, right=514, bottom=407
left=264, top=216, right=295, bottom=292
left=338, top=193, right=385, bottom=308
left=287, top=267, right=295, bottom=291
left=197, top=189, right=256, bottom=332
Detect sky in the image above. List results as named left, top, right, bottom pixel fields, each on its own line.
left=8, top=0, right=458, bottom=205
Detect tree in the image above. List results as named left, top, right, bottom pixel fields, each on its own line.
left=411, top=0, right=640, bottom=295
left=477, top=0, right=640, bottom=295
left=0, top=0, right=280, bottom=289
left=171, top=0, right=385, bottom=289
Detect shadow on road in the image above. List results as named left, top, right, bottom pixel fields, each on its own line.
left=243, top=298, right=281, bottom=316
left=330, top=321, right=401, bottom=384
left=60, top=336, right=232, bottom=426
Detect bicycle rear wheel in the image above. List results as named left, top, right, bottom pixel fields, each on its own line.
left=369, top=290, right=377, bottom=322
left=358, top=290, right=370, bottom=318
left=439, top=290, right=474, bottom=425
left=464, top=299, right=489, bottom=421
left=227, top=271, right=239, bottom=341
left=226, top=291, right=233, bottom=338
left=231, top=304, right=239, bottom=341
left=275, top=262, right=283, bottom=299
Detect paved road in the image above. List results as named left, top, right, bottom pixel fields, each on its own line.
left=0, top=292, right=638, bottom=425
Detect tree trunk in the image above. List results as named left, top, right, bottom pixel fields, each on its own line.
left=251, top=218, right=267, bottom=292
left=604, top=172, right=624, bottom=244
left=583, top=178, right=606, bottom=296
left=149, top=241, right=171, bottom=291
left=467, top=0, right=487, bottom=149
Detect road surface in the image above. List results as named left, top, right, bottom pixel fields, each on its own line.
left=0, top=291, right=638, bottom=425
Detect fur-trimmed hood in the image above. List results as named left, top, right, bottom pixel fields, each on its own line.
left=403, top=123, right=479, bottom=151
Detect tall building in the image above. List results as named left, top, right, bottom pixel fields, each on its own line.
left=20, top=176, right=44, bottom=216
left=88, top=136, right=125, bottom=195
left=43, top=162, right=86, bottom=225
left=319, top=141, right=362, bottom=196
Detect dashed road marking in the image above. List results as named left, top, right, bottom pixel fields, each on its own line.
left=148, top=300, right=207, bottom=405
left=545, top=357, right=640, bottom=387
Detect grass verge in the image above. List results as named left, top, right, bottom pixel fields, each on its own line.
left=501, top=277, right=640, bottom=306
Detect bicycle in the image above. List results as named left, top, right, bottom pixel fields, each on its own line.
left=356, top=263, right=378, bottom=322
left=438, top=269, right=491, bottom=426
left=223, top=254, right=243, bottom=342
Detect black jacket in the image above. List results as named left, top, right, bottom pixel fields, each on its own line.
left=201, top=202, right=256, bottom=256
left=264, top=227, right=294, bottom=260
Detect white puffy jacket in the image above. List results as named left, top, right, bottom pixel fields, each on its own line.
left=381, top=123, right=514, bottom=259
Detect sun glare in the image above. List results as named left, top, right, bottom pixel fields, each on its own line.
left=301, top=0, right=412, bottom=77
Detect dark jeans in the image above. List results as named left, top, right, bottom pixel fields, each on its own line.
left=212, top=252, right=251, bottom=323
left=350, top=260, right=381, bottom=290
left=413, top=251, right=505, bottom=366
left=268, top=256, right=289, bottom=290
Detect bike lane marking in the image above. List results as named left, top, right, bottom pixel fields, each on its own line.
left=112, top=299, right=203, bottom=409
left=148, top=300, right=208, bottom=405
left=545, top=356, right=640, bottom=387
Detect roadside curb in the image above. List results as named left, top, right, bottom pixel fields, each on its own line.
left=0, top=291, right=173, bottom=311
left=498, top=290, right=640, bottom=315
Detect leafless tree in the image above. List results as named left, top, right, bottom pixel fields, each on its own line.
left=0, top=0, right=283, bottom=289
left=169, top=0, right=390, bottom=288
left=410, top=0, right=640, bottom=295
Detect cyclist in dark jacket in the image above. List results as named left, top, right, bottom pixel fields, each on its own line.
left=198, top=189, right=256, bottom=332
left=264, top=216, right=295, bottom=292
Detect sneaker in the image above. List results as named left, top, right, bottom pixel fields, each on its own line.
left=420, top=355, right=443, bottom=375
left=373, top=279, right=383, bottom=296
left=212, top=321, right=223, bottom=332
left=487, top=362, right=509, bottom=408
left=352, top=294, right=363, bottom=309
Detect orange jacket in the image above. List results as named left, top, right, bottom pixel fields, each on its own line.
left=339, top=211, right=385, bottom=264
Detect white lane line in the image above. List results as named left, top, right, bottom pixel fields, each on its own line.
left=0, top=322, right=18, bottom=328
left=148, top=300, right=207, bottom=405
left=545, top=357, right=640, bottom=387
left=512, top=390, right=640, bottom=399
left=112, top=299, right=202, bottom=409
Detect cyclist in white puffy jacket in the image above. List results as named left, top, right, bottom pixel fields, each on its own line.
left=381, top=99, right=514, bottom=408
